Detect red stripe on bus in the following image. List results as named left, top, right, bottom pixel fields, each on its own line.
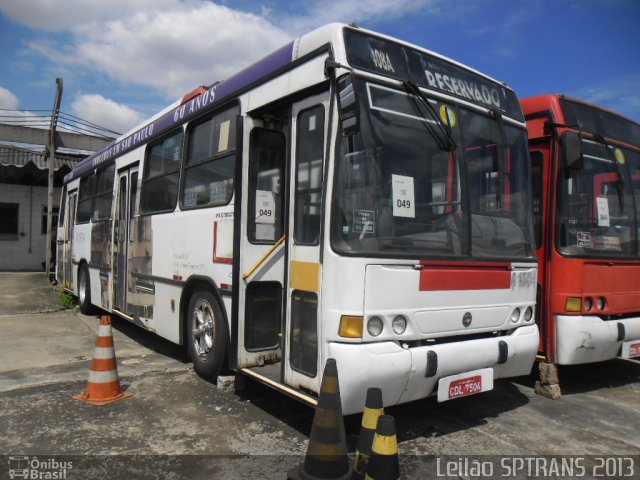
left=419, top=267, right=511, bottom=291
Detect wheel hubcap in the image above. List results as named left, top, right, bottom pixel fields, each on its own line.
left=79, top=272, right=86, bottom=304
left=192, top=299, right=215, bottom=358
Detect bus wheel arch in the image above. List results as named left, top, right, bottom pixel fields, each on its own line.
left=181, top=279, right=229, bottom=381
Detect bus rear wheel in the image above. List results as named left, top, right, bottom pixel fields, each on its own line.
left=187, top=290, right=227, bottom=381
left=78, top=265, right=94, bottom=315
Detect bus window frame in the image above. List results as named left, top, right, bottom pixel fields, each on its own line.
left=75, top=163, right=116, bottom=225
left=139, top=127, right=184, bottom=216
left=247, top=127, right=287, bottom=245
left=180, top=103, right=240, bottom=211
left=294, top=104, right=326, bottom=247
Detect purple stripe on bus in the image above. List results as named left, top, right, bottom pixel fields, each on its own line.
left=65, top=41, right=295, bottom=184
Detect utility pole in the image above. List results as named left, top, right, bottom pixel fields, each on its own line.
left=46, top=78, right=63, bottom=279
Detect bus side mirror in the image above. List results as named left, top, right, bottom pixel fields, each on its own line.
left=562, top=131, right=583, bottom=170
left=337, top=75, right=359, bottom=136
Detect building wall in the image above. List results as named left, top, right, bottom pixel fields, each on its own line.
left=0, top=183, right=61, bottom=271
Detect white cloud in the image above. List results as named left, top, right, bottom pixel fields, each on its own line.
left=26, top=1, right=292, bottom=100
left=8, top=0, right=441, bottom=102
left=71, top=94, right=143, bottom=135
left=0, top=85, right=19, bottom=109
left=0, top=0, right=179, bottom=32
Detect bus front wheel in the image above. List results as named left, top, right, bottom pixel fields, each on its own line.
left=187, top=290, right=227, bottom=381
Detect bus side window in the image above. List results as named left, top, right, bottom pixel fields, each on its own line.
left=77, top=173, right=97, bottom=223
left=295, top=105, right=325, bottom=245
left=248, top=128, right=286, bottom=243
left=182, top=106, right=239, bottom=209
left=140, top=130, right=183, bottom=214
left=93, top=164, right=115, bottom=221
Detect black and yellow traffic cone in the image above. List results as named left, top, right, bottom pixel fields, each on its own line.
left=353, top=388, right=384, bottom=480
left=364, top=415, right=399, bottom=480
left=288, top=358, right=352, bottom=480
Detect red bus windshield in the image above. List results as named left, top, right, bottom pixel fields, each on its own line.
left=558, top=136, right=640, bottom=258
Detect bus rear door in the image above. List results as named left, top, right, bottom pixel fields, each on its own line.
left=113, top=165, right=139, bottom=314
left=57, top=188, right=77, bottom=290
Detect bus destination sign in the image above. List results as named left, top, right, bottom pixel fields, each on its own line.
left=343, top=28, right=523, bottom=121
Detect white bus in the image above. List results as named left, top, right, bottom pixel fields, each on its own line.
left=57, top=23, right=539, bottom=414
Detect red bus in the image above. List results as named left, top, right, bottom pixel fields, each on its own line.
left=521, top=94, right=640, bottom=394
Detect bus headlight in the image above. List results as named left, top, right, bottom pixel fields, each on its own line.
left=392, top=315, right=407, bottom=335
left=596, top=297, right=606, bottom=310
left=583, top=297, right=593, bottom=311
left=510, top=308, right=521, bottom=323
left=367, top=316, right=383, bottom=337
left=523, top=306, right=533, bottom=322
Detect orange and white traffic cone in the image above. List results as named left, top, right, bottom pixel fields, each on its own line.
left=73, top=315, right=133, bottom=405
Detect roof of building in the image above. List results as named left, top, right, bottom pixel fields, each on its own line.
left=0, top=144, right=85, bottom=186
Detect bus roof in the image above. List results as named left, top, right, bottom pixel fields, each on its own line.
left=521, top=94, right=640, bottom=146
left=521, top=94, right=640, bottom=127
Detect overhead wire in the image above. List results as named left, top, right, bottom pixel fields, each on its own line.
left=0, top=108, right=121, bottom=139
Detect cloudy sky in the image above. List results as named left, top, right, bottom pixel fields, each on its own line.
left=0, top=0, right=638, bottom=138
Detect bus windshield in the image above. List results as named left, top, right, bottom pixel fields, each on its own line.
left=331, top=78, right=534, bottom=260
left=558, top=137, right=640, bottom=258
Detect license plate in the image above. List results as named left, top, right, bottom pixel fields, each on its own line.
left=621, top=341, right=640, bottom=359
left=437, top=368, right=493, bottom=402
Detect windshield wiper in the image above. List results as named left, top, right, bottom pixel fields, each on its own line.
left=490, top=108, right=508, bottom=210
left=402, top=80, right=457, bottom=151
left=592, top=133, right=625, bottom=188
left=592, top=132, right=625, bottom=212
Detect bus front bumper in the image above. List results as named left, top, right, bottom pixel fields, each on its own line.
left=328, top=324, right=539, bottom=415
left=556, top=314, right=640, bottom=365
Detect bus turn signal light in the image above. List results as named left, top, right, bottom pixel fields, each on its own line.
left=565, top=297, right=582, bottom=312
left=339, top=315, right=363, bottom=338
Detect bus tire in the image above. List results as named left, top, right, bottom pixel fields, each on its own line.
left=187, top=289, right=227, bottom=381
left=78, top=264, right=94, bottom=315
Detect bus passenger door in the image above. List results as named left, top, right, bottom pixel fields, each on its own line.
left=113, top=166, right=139, bottom=314
left=236, top=118, right=287, bottom=369
left=530, top=144, right=552, bottom=358
left=57, top=188, right=76, bottom=290
left=284, top=93, right=329, bottom=393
